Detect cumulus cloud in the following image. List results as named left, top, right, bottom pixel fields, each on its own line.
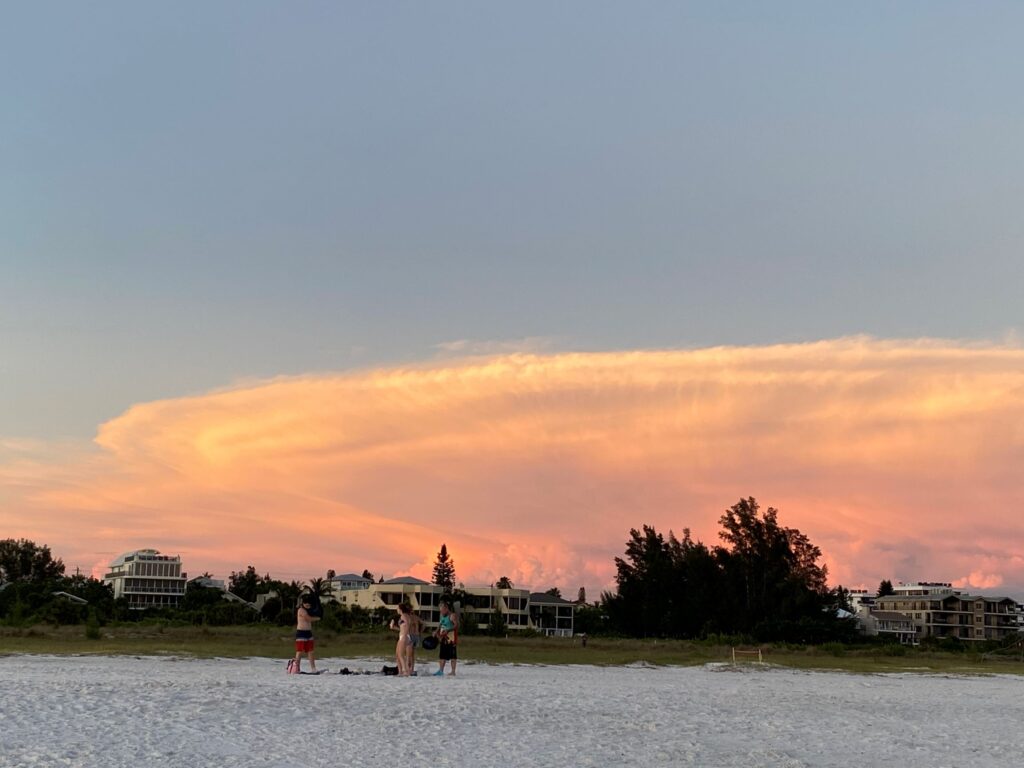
left=4, top=336, right=1024, bottom=596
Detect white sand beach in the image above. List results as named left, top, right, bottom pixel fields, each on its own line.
left=1, top=655, right=1020, bottom=767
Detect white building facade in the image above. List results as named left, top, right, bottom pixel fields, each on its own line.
left=103, top=549, right=187, bottom=609
left=330, top=576, right=573, bottom=635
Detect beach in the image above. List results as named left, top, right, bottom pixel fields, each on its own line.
left=1, top=655, right=1020, bottom=767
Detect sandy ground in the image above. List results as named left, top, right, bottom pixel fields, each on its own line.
left=1, top=655, right=1021, bottom=767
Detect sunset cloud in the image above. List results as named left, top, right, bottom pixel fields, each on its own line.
left=3, top=336, right=1024, bottom=597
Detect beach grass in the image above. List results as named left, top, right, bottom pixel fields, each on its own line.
left=3, top=624, right=1024, bottom=675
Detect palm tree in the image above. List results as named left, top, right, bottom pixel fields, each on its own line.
left=308, top=577, right=333, bottom=599
left=276, top=580, right=303, bottom=613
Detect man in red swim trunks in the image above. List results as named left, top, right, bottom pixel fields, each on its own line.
left=289, top=595, right=319, bottom=674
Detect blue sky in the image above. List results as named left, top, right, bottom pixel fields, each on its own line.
left=3, top=2, right=1023, bottom=439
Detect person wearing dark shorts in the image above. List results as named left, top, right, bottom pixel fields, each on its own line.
left=288, top=595, right=319, bottom=674
left=433, top=600, right=459, bottom=676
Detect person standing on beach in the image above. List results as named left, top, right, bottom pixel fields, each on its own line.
left=389, top=603, right=413, bottom=676
left=434, top=600, right=459, bottom=676
left=405, top=602, right=424, bottom=675
left=289, top=594, right=319, bottom=674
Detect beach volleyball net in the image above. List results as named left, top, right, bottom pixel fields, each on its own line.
left=730, top=647, right=764, bottom=664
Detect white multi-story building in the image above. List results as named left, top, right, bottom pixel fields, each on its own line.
left=329, top=575, right=574, bottom=635
left=334, top=576, right=446, bottom=626
left=461, top=587, right=532, bottom=631
left=104, top=549, right=187, bottom=609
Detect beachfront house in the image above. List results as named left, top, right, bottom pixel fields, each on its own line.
left=103, top=549, right=188, bottom=609
left=334, top=576, right=446, bottom=628
left=328, top=576, right=575, bottom=636
left=528, top=592, right=576, bottom=637
left=864, top=610, right=918, bottom=645
left=328, top=572, right=374, bottom=592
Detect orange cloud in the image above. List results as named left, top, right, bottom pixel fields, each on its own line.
left=3, top=336, right=1024, bottom=597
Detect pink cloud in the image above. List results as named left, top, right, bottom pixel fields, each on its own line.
left=3, top=336, right=1024, bottom=598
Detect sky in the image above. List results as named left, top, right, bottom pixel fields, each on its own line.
left=2, top=3, right=1023, bottom=597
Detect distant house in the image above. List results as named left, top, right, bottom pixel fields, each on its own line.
left=528, top=592, right=575, bottom=637
left=189, top=575, right=257, bottom=609
left=866, top=610, right=917, bottom=645
left=103, top=549, right=187, bottom=609
left=328, top=573, right=373, bottom=592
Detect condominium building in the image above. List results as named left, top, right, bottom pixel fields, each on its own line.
left=460, top=587, right=531, bottom=631
left=103, top=549, right=188, bottom=609
left=874, top=592, right=1018, bottom=642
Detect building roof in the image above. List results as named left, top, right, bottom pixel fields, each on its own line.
left=529, top=592, right=574, bottom=605
left=109, top=549, right=164, bottom=567
left=52, top=591, right=88, bottom=605
left=332, top=573, right=371, bottom=582
left=877, top=593, right=1016, bottom=606
left=382, top=576, right=431, bottom=586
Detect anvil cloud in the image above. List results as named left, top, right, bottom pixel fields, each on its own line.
left=3, top=337, right=1024, bottom=597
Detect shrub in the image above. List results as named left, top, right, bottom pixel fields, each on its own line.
left=820, top=641, right=846, bottom=657
left=85, top=609, right=102, bottom=640
left=881, top=643, right=907, bottom=657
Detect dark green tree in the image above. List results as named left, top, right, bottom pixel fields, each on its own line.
left=0, top=539, right=65, bottom=582
left=877, top=579, right=895, bottom=597
left=228, top=566, right=270, bottom=602
left=605, top=525, right=676, bottom=637
left=604, top=498, right=840, bottom=642
left=487, top=601, right=507, bottom=636
left=307, top=577, right=332, bottom=599
left=495, top=576, right=514, bottom=589
left=715, top=497, right=830, bottom=635
left=833, top=585, right=855, bottom=613
left=544, top=587, right=562, bottom=599
left=432, top=544, right=456, bottom=592
left=180, top=580, right=227, bottom=611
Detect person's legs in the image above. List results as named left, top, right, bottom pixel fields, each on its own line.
left=450, top=652, right=457, bottom=676
left=396, top=639, right=408, bottom=675
left=401, top=638, right=413, bottom=671
left=307, top=645, right=317, bottom=673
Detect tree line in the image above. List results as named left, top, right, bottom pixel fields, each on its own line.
left=3, top=496, right=860, bottom=642
left=600, top=498, right=857, bottom=642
